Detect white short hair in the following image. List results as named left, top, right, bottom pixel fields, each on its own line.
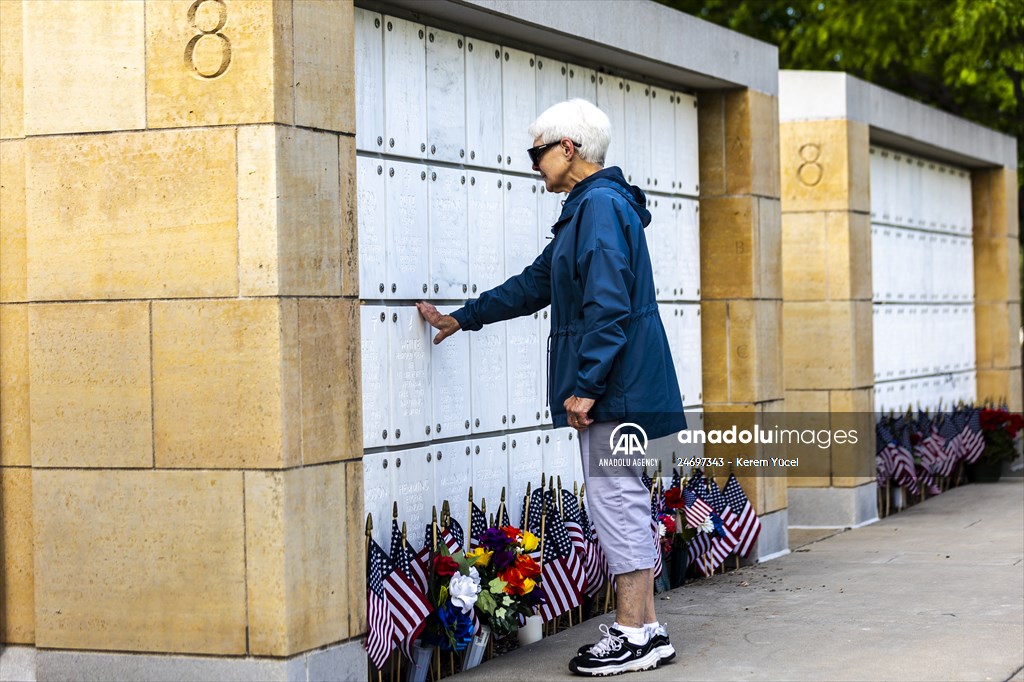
left=528, top=99, right=611, bottom=165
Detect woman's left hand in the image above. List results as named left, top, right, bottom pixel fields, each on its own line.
left=564, top=395, right=596, bottom=431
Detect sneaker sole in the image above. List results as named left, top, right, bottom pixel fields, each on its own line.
left=569, top=650, right=661, bottom=677
left=654, top=644, right=675, bottom=665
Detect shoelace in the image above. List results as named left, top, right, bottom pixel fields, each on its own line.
left=587, top=624, right=624, bottom=657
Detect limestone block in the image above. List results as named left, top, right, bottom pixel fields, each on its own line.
left=779, top=120, right=854, bottom=213
left=699, top=300, right=728, bottom=403
left=245, top=464, right=348, bottom=656
left=152, top=299, right=299, bottom=469
left=294, top=0, right=355, bottom=133
left=238, top=125, right=343, bottom=296
left=755, top=299, right=784, bottom=402
left=299, top=299, right=361, bottom=465
left=728, top=300, right=781, bottom=404
left=700, top=196, right=753, bottom=299
left=1004, top=170, right=1019, bottom=238
left=0, top=0, right=22, bottom=139
left=757, top=197, right=782, bottom=299
left=1010, top=369, right=1023, bottom=413
left=345, top=461, right=366, bottom=638
left=724, top=90, right=780, bottom=199
left=26, top=128, right=238, bottom=301
left=23, top=1, right=145, bottom=135
left=782, top=212, right=827, bottom=301
left=146, top=0, right=292, bottom=128
left=1, top=467, right=33, bottom=643
left=784, top=390, right=828, bottom=413
left=978, top=302, right=1020, bottom=371
left=760, top=472, right=788, bottom=515
left=827, top=211, right=872, bottom=301
left=33, top=469, right=247, bottom=654
left=696, top=92, right=725, bottom=196
left=28, top=303, right=152, bottom=468
left=972, top=167, right=1017, bottom=239
left=0, top=305, right=29, bottom=466
left=846, top=122, right=870, bottom=213
left=784, top=300, right=872, bottom=390
left=973, top=236, right=1010, bottom=302
left=0, top=139, right=26, bottom=301
left=974, top=302, right=996, bottom=369
left=781, top=391, right=829, bottom=489
left=340, top=135, right=359, bottom=297
left=828, top=388, right=873, bottom=413
left=851, top=303, right=873, bottom=389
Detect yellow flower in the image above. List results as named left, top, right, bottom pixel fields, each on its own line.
left=521, top=531, right=539, bottom=553
left=520, top=577, right=536, bottom=595
left=467, top=546, right=492, bottom=567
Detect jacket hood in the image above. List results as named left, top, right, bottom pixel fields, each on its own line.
left=552, top=166, right=651, bottom=231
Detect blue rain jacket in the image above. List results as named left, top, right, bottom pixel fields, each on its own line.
left=451, top=166, right=686, bottom=439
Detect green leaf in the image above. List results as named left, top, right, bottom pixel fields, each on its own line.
left=476, top=590, right=497, bottom=614
left=488, top=577, right=508, bottom=594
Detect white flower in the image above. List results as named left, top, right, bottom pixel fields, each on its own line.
left=658, top=522, right=666, bottom=538
left=698, top=516, right=714, bottom=534
left=449, top=572, right=481, bottom=614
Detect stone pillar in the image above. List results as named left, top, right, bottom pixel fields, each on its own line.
left=0, top=2, right=366, bottom=679
left=697, top=89, right=788, bottom=560
left=972, top=168, right=1022, bottom=411
left=778, top=118, right=878, bottom=528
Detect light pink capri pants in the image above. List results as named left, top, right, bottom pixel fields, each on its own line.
left=579, top=421, right=660, bottom=576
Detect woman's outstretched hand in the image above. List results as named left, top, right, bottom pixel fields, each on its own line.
left=415, top=301, right=461, bottom=345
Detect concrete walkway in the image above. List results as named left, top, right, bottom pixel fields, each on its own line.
left=458, top=477, right=1024, bottom=681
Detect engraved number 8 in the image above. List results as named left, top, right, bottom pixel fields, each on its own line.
left=184, top=0, right=232, bottom=79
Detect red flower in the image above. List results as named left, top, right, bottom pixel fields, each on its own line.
left=658, top=513, right=676, bottom=535
left=514, top=553, right=541, bottom=579
left=500, top=525, right=521, bottom=542
left=663, top=488, right=684, bottom=510
left=434, top=555, right=459, bottom=578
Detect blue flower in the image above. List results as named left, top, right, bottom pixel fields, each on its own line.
left=437, top=601, right=474, bottom=651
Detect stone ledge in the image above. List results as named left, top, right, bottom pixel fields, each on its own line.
left=31, top=639, right=367, bottom=682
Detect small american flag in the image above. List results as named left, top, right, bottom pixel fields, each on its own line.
left=961, top=408, right=985, bottom=464
left=681, top=486, right=714, bottom=529
left=559, top=488, right=586, bottom=556
left=669, top=467, right=681, bottom=491
left=392, top=520, right=428, bottom=592
left=723, top=474, right=761, bottom=558
left=364, top=539, right=395, bottom=669
left=389, top=520, right=431, bottom=659
left=539, top=493, right=583, bottom=622
left=469, top=502, right=488, bottom=549
left=496, top=499, right=511, bottom=528
left=579, top=500, right=609, bottom=597
left=686, top=469, right=704, bottom=491
left=521, top=486, right=546, bottom=535
left=702, top=479, right=740, bottom=567
left=686, top=530, right=712, bottom=574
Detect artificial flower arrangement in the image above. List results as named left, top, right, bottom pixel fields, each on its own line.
left=465, top=526, right=546, bottom=638
left=978, top=408, right=1024, bottom=465
left=425, top=544, right=481, bottom=652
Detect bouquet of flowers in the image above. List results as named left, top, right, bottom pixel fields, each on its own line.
left=465, top=526, right=546, bottom=638
left=424, top=544, right=481, bottom=652
left=979, top=408, right=1024, bottom=465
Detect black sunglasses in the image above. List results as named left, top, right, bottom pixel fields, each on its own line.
left=527, top=139, right=582, bottom=166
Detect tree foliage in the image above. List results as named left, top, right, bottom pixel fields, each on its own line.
left=659, top=0, right=1022, bottom=168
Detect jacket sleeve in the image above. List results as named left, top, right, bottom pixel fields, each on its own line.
left=450, top=240, right=553, bottom=331
left=573, top=197, right=635, bottom=400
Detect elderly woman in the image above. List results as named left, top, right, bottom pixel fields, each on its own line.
left=416, top=99, right=685, bottom=677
